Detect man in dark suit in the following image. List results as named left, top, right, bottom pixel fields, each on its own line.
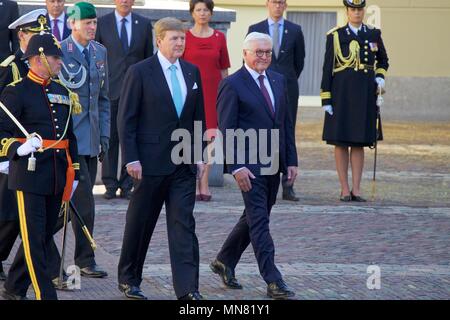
left=0, top=0, right=19, bottom=61
left=210, top=32, right=298, bottom=299
left=46, top=0, right=71, bottom=41
left=96, top=0, right=154, bottom=200
left=248, top=0, right=305, bottom=201
left=117, top=17, right=206, bottom=300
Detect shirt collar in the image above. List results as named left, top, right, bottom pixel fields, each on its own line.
left=115, top=11, right=132, bottom=25
left=348, top=23, right=363, bottom=35
left=244, top=63, right=267, bottom=81
left=268, top=17, right=284, bottom=27
left=49, top=12, right=65, bottom=22
left=157, top=50, right=181, bottom=71
left=71, top=35, right=89, bottom=53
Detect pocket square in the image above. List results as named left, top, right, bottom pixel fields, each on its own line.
left=193, top=82, right=198, bottom=90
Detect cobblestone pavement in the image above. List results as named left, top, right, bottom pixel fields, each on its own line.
left=1, top=119, right=449, bottom=300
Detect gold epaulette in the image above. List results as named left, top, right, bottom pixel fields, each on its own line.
left=327, top=26, right=340, bottom=36
left=0, top=138, right=18, bottom=157
left=7, top=78, right=23, bottom=87
left=0, top=55, right=15, bottom=68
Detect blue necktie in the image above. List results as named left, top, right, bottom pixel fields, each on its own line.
left=82, top=48, right=90, bottom=65
left=120, top=18, right=129, bottom=53
left=169, top=65, right=183, bottom=117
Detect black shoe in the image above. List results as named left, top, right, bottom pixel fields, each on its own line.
left=80, top=265, right=108, bottom=278
left=104, top=189, right=117, bottom=200
left=210, top=259, right=243, bottom=289
left=178, top=291, right=203, bottom=300
left=118, top=283, right=147, bottom=300
left=0, top=262, right=5, bottom=281
left=351, top=191, right=367, bottom=202
left=267, top=280, right=295, bottom=300
left=120, top=189, right=132, bottom=200
left=340, top=194, right=352, bottom=202
left=52, top=274, right=74, bottom=291
left=0, top=289, right=28, bottom=300
left=282, top=186, right=299, bottom=202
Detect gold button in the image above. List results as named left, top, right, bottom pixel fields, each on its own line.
left=364, top=70, right=368, bottom=73
left=56, top=150, right=60, bottom=153
left=56, top=126, right=59, bottom=129
left=54, top=119, right=58, bottom=122
left=57, top=134, right=60, bottom=137
left=365, top=52, right=368, bottom=56
left=365, top=46, right=368, bottom=49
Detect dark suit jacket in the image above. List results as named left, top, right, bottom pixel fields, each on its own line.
left=0, top=0, right=19, bottom=61
left=96, top=11, right=154, bottom=101
left=46, top=14, right=72, bottom=41
left=248, top=19, right=305, bottom=81
left=118, top=55, right=206, bottom=176
left=217, top=66, right=298, bottom=176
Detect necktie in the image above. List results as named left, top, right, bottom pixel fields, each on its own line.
left=273, top=22, right=280, bottom=58
left=53, top=19, right=61, bottom=41
left=82, top=48, right=90, bottom=65
left=169, top=65, right=183, bottom=117
left=258, top=75, right=275, bottom=117
left=120, top=18, right=129, bottom=53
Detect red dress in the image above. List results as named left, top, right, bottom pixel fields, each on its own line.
left=183, top=29, right=230, bottom=138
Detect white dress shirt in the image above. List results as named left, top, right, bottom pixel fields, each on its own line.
left=348, top=23, right=362, bottom=36
left=49, top=12, right=65, bottom=41
left=115, top=10, right=132, bottom=47
left=157, top=50, right=187, bottom=107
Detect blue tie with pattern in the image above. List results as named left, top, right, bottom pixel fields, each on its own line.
left=120, top=18, right=129, bottom=53
left=169, top=65, right=183, bottom=117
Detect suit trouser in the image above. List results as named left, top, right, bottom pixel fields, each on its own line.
left=217, top=173, right=283, bottom=284
left=0, top=221, right=19, bottom=263
left=53, top=156, right=97, bottom=269
left=118, top=165, right=199, bottom=298
left=101, top=99, right=132, bottom=192
left=0, top=174, right=20, bottom=262
left=4, top=191, right=62, bottom=300
left=282, top=80, right=299, bottom=188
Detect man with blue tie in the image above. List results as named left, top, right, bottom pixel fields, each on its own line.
left=210, top=32, right=298, bottom=299
left=46, top=0, right=71, bottom=41
left=117, top=17, right=206, bottom=300
left=96, top=0, right=154, bottom=200
left=248, top=0, right=305, bottom=201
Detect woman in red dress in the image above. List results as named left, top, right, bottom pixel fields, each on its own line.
left=184, top=0, right=231, bottom=201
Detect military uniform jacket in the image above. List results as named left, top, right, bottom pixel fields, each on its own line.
left=60, top=36, right=110, bottom=156
left=0, top=72, right=79, bottom=196
left=321, top=24, right=389, bottom=145
left=0, top=50, right=28, bottom=95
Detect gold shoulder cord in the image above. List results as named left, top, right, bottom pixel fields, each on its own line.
left=332, top=31, right=361, bottom=74
left=11, top=62, right=21, bottom=82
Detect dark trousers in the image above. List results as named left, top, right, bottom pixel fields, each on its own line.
left=0, top=221, right=19, bottom=262
left=282, top=80, right=299, bottom=188
left=4, top=191, right=62, bottom=300
left=118, top=165, right=199, bottom=298
left=53, top=156, right=97, bottom=268
left=217, top=174, right=283, bottom=284
left=101, top=99, right=132, bottom=192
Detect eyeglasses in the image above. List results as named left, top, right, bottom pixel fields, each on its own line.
left=248, top=50, right=273, bottom=58
left=269, top=0, right=286, bottom=6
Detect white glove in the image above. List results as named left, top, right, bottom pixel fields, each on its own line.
left=70, top=180, right=79, bottom=199
left=0, top=161, right=9, bottom=174
left=375, top=77, right=385, bottom=89
left=322, top=105, right=333, bottom=116
left=16, top=137, right=42, bottom=156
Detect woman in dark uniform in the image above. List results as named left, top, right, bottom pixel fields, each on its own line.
left=320, top=0, right=389, bottom=202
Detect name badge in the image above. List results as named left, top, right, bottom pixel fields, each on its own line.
left=47, top=94, right=70, bottom=106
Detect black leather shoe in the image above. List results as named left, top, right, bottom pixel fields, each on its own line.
left=0, top=262, right=6, bottom=281
left=1, top=289, right=28, bottom=300
left=340, top=194, right=352, bottom=202
left=120, top=189, right=133, bottom=200
left=103, top=189, right=117, bottom=200
left=282, top=186, right=299, bottom=202
left=52, top=274, right=74, bottom=291
left=351, top=192, right=367, bottom=202
left=267, top=280, right=295, bottom=299
left=210, top=259, right=243, bottom=289
left=80, top=265, right=108, bottom=278
left=178, top=291, right=203, bottom=300
left=118, top=283, right=147, bottom=300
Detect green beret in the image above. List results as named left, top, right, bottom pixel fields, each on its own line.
left=67, top=2, right=97, bottom=20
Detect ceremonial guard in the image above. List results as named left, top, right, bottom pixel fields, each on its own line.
left=0, top=9, right=50, bottom=282
left=0, top=33, right=80, bottom=300
left=57, top=2, right=110, bottom=278
left=321, top=0, right=389, bottom=201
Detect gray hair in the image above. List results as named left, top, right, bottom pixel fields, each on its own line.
left=243, top=32, right=273, bottom=51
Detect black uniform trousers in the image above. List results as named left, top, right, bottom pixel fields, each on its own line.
left=53, top=155, right=97, bottom=269
left=101, top=99, right=132, bottom=193
left=282, top=80, right=299, bottom=188
left=4, top=191, right=62, bottom=300
left=217, top=173, right=283, bottom=285
left=0, top=173, right=19, bottom=263
left=118, top=164, right=199, bottom=298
